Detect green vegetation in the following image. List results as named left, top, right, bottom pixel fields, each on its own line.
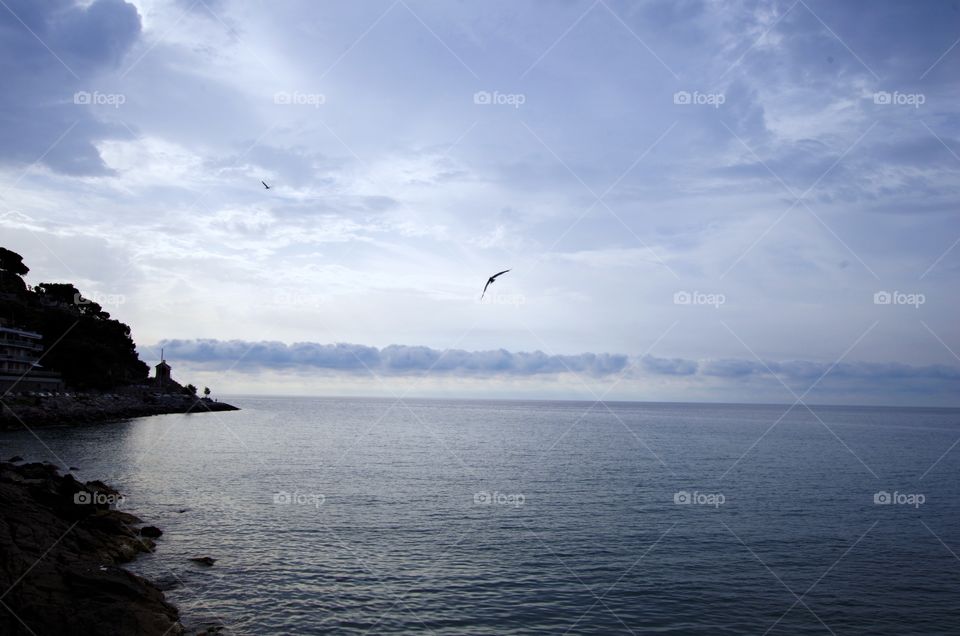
left=0, top=248, right=148, bottom=389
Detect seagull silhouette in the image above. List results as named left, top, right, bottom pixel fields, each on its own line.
left=481, top=269, right=510, bottom=300
left=261, top=180, right=271, bottom=190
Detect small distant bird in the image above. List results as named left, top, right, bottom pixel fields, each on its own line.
left=481, top=269, right=510, bottom=299
left=261, top=180, right=271, bottom=190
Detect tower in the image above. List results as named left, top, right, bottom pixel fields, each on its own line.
left=155, top=348, right=171, bottom=389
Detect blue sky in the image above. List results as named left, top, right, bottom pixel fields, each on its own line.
left=1, top=0, right=958, bottom=404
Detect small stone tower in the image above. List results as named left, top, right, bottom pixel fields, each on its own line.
left=155, top=349, right=172, bottom=389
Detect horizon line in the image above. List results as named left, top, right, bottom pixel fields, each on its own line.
left=214, top=393, right=960, bottom=411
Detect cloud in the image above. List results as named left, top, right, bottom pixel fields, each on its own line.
left=700, top=357, right=960, bottom=385
left=156, top=339, right=960, bottom=390
left=640, top=354, right=698, bottom=376
left=0, top=0, right=141, bottom=175
left=701, top=358, right=766, bottom=377
left=157, top=339, right=630, bottom=377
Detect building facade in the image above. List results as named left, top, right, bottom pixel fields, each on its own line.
left=0, top=326, right=64, bottom=393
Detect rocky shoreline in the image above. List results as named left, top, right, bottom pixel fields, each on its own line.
left=0, top=459, right=184, bottom=635
left=0, top=393, right=239, bottom=430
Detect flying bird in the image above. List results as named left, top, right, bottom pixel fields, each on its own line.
left=261, top=180, right=271, bottom=190
left=481, top=269, right=510, bottom=300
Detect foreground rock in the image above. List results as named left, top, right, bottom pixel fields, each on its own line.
left=189, top=556, right=216, bottom=566
left=0, top=461, right=184, bottom=635
left=0, top=393, right=239, bottom=430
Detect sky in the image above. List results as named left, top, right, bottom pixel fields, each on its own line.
left=0, top=0, right=958, bottom=405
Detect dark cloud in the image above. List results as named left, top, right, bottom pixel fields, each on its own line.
left=156, top=339, right=960, bottom=390
left=0, top=0, right=141, bottom=175
left=57, top=0, right=141, bottom=66
left=158, top=339, right=630, bottom=377
left=701, top=357, right=960, bottom=384
left=641, top=354, right=698, bottom=376
left=701, top=358, right=766, bottom=377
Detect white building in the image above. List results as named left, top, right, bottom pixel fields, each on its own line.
left=0, top=326, right=64, bottom=393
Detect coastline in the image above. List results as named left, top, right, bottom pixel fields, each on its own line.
left=0, top=459, right=184, bottom=635
left=0, top=393, right=239, bottom=430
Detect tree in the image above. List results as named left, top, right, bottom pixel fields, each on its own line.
left=203, top=387, right=211, bottom=397
left=0, top=248, right=150, bottom=389
left=35, top=282, right=81, bottom=306
left=0, top=247, right=29, bottom=293
left=0, top=247, right=29, bottom=276
left=184, top=384, right=198, bottom=396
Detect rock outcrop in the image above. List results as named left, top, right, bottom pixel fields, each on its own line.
left=0, top=393, right=239, bottom=430
left=0, top=461, right=183, bottom=635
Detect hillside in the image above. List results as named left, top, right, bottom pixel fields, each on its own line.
left=0, top=247, right=148, bottom=390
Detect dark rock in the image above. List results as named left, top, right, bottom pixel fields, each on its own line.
left=189, top=557, right=216, bottom=566
left=152, top=574, right=182, bottom=592
left=7, top=455, right=23, bottom=462
left=139, top=525, right=163, bottom=538
left=0, top=460, right=184, bottom=635
left=0, top=392, right=239, bottom=430
left=87, top=479, right=121, bottom=496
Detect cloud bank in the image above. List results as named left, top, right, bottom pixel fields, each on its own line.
left=157, top=339, right=630, bottom=377
left=157, top=339, right=960, bottom=388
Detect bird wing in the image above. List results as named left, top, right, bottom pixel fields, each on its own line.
left=492, top=269, right=510, bottom=279
left=261, top=180, right=269, bottom=188
left=482, top=279, right=492, bottom=294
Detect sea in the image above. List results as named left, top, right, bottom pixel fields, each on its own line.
left=2, top=397, right=960, bottom=635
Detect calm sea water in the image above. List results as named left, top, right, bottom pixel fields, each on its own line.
left=2, top=397, right=960, bottom=634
